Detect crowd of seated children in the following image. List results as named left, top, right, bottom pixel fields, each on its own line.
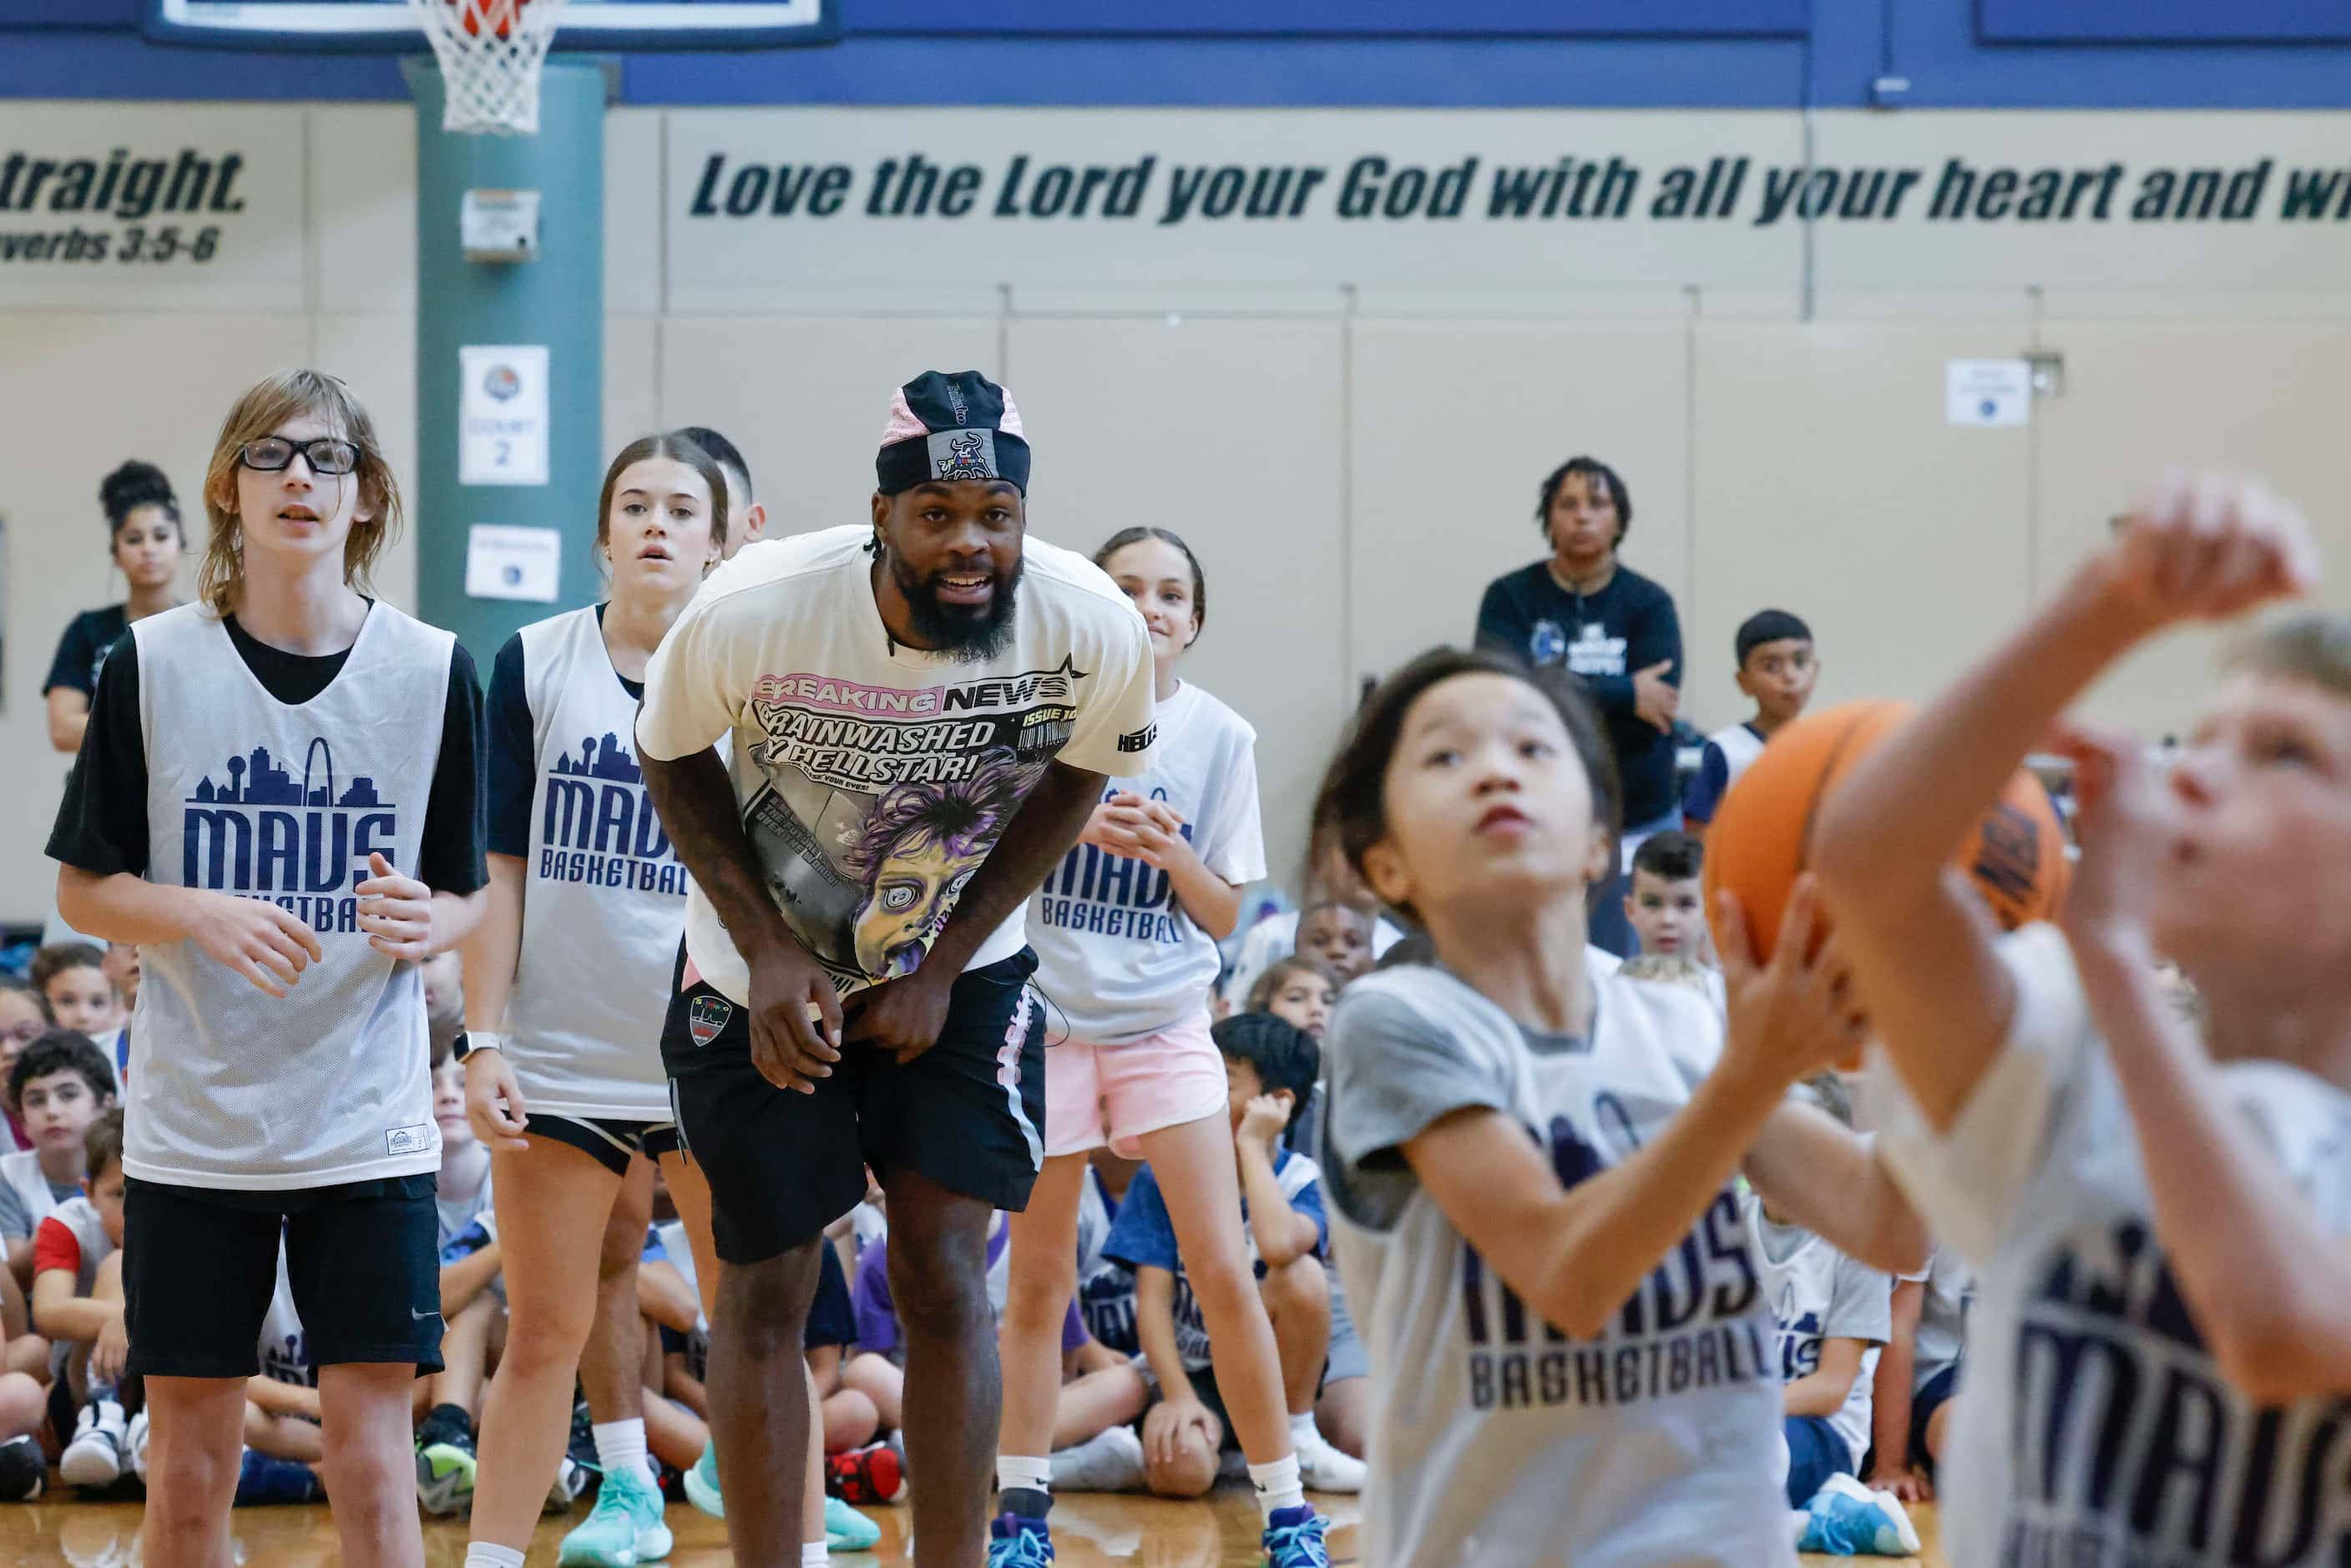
left=415, top=1041, right=504, bottom=1517
left=660, top=1191, right=897, bottom=1540
left=0, top=980, right=43, bottom=1153
left=235, top=1242, right=332, bottom=1505
left=1618, top=831, right=1727, bottom=1007
left=1100, top=1014, right=1363, bottom=1498
left=26, top=948, right=120, bottom=1044
left=1221, top=844, right=1406, bottom=1009
left=619, top=1226, right=709, bottom=1477
left=1866, top=1242, right=1972, bottom=1507
left=1622, top=832, right=1711, bottom=966
left=38, top=1108, right=131, bottom=1493
left=0, top=1034, right=116, bottom=1292
left=1747, top=1076, right=1921, bottom=1557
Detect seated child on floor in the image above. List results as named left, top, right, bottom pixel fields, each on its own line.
left=1745, top=1076, right=1912, bottom=1554
left=1102, top=1014, right=1363, bottom=1499
left=413, top=1048, right=505, bottom=1517
left=21, top=1111, right=119, bottom=1491
left=1, top=1034, right=116, bottom=1287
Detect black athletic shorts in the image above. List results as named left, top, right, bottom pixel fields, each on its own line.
left=528, top=1115, right=683, bottom=1179
left=662, top=947, right=1046, bottom=1265
left=124, top=1176, right=443, bottom=1380
left=1909, top=1363, right=1959, bottom=1474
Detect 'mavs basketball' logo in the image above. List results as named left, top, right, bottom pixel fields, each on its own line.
left=184, top=740, right=395, bottom=934
left=2002, top=1216, right=2351, bottom=1565
left=1462, top=1110, right=1771, bottom=1413
left=1771, top=1287, right=1827, bottom=1380
left=1034, top=784, right=1196, bottom=946
left=540, top=731, right=689, bottom=895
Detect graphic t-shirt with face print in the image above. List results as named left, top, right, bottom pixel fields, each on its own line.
left=636, top=525, right=1157, bottom=1007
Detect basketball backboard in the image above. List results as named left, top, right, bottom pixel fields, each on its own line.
left=142, top=0, right=836, bottom=51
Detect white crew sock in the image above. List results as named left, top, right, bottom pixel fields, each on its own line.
left=995, top=1454, right=1053, bottom=1495
left=464, top=1545, right=527, bottom=1568
left=802, top=1542, right=829, bottom=1566
left=1248, top=1452, right=1306, bottom=1521
left=1287, top=1411, right=1321, bottom=1449
left=592, top=1419, right=648, bottom=1483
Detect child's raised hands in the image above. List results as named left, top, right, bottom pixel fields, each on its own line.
left=2100, top=471, right=2318, bottom=634
left=2047, top=720, right=2167, bottom=953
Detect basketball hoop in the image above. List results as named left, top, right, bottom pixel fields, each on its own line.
left=412, top=0, right=568, bottom=135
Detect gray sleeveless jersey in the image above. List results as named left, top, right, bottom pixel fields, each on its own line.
left=1324, top=964, right=1792, bottom=1568
left=130, top=604, right=451, bottom=1189
left=502, top=606, right=685, bottom=1120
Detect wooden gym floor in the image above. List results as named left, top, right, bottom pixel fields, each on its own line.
left=0, top=1488, right=1949, bottom=1565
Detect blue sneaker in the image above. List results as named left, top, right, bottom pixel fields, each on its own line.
left=683, top=1443, right=723, bottom=1520
left=827, top=1495, right=882, bottom=1551
left=1797, top=1473, right=1923, bottom=1556
left=235, top=1449, right=325, bottom=1506
left=1261, top=1505, right=1329, bottom=1568
left=558, top=1459, right=673, bottom=1566
left=987, top=1512, right=1054, bottom=1565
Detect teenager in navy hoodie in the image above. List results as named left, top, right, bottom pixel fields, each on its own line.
left=1475, top=456, right=1683, bottom=954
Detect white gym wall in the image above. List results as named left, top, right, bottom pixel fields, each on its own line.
left=8, top=101, right=2351, bottom=918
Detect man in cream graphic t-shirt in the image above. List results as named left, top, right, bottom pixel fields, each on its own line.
left=637, top=371, right=1155, bottom=1568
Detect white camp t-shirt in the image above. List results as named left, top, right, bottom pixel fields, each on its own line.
left=1873, top=924, right=2351, bottom=1568
left=0, top=1151, right=68, bottom=1242
left=1910, top=1242, right=1973, bottom=1393
left=1074, top=1162, right=1137, bottom=1355
left=1027, top=680, right=1266, bottom=1042
left=1324, top=964, right=1792, bottom=1568
left=635, top=526, right=1157, bottom=1007
left=1745, top=1191, right=1893, bottom=1473
left=498, top=606, right=686, bottom=1120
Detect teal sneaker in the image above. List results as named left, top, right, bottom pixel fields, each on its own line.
left=558, top=1460, right=674, bottom=1566
left=1797, top=1473, right=1922, bottom=1557
left=987, top=1513, right=1054, bottom=1565
left=683, top=1443, right=723, bottom=1520
left=827, top=1494, right=882, bottom=1551
left=1261, top=1505, right=1329, bottom=1568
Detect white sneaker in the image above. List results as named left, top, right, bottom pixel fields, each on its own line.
left=1292, top=1424, right=1366, bottom=1495
left=1049, top=1424, right=1147, bottom=1493
left=61, top=1399, right=126, bottom=1488
left=125, top=1410, right=149, bottom=1483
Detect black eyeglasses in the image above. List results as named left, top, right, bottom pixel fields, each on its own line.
left=239, top=436, right=361, bottom=477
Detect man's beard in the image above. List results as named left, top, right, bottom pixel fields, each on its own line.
left=888, top=548, right=1024, bottom=663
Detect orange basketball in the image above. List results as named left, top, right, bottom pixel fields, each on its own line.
left=1701, top=699, right=2069, bottom=967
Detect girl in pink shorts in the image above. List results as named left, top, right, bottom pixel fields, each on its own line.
left=992, top=529, right=1332, bottom=1566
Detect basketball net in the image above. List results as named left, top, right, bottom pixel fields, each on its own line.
left=412, top=0, right=568, bottom=135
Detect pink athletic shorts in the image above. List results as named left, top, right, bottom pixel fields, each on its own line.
left=1044, top=1011, right=1228, bottom=1159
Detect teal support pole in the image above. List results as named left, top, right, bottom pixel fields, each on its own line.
left=412, top=61, right=604, bottom=677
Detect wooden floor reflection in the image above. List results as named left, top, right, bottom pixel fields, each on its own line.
left=0, top=1488, right=1946, bottom=1565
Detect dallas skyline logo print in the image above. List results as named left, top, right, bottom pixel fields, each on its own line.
left=183, top=739, right=396, bottom=933
left=539, top=731, right=689, bottom=895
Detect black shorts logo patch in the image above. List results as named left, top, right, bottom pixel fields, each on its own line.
left=1116, top=723, right=1157, bottom=754
left=689, top=994, right=734, bottom=1048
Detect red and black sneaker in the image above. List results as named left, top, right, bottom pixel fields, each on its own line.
left=825, top=1440, right=905, bottom=1505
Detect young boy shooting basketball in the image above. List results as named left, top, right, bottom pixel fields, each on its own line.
left=1814, top=472, right=2351, bottom=1566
